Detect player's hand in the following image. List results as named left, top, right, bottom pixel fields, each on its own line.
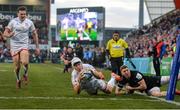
left=78, top=71, right=85, bottom=81
left=98, top=72, right=105, bottom=79
left=125, top=85, right=133, bottom=91
left=35, top=48, right=40, bottom=56
left=8, top=31, right=14, bottom=38
left=4, top=31, right=14, bottom=38
left=79, top=69, right=90, bottom=80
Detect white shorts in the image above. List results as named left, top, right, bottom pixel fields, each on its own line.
left=80, top=77, right=106, bottom=95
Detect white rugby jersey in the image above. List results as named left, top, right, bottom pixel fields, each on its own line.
left=6, top=17, right=35, bottom=53
left=71, top=64, right=96, bottom=85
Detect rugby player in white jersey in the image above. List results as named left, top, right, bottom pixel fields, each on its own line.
left=71, top=57, right=121, bottom=95
left=62, top=16, right=69, bottom=39
left=3, top=6, right=40, bottom=88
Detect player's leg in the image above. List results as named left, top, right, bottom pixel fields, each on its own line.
left=117, top=57, right=123, bottom=75
left=12, top=53, right=21, bottom=88
left=95, top=79, right=111, bottom=94
left=148, top=87, right=166, bottom=97
left=160, top=75, right=180, bottom=95
left=20, top=50, right=29, bottom=85
left=67, top=63, right=72, bottom=73
left=64, top=65, right=68, bottom=73
left=160, top=76, right=170, bottom=85
left=106, top=72, right=122, bottom=94
left=80, top=79, right=98, bottom=95
left=110, top=58, right=118, bottom=74
left=106, top=77, right=116, bottom=93
left=161, top=74, right=180, bottom=85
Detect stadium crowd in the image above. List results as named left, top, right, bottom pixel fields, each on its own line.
left=127, top=9, right=180, bottom=58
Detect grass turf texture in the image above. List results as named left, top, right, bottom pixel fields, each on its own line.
left=0, top=63, right=180, bottom=109
left=60, top=28, right=97, bottom=41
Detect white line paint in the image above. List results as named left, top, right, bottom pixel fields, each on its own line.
left=135, top=92, right=180, bottom=106
left=42, top=64, right=63, bottom=71
left=0, top=96, right=161, bottom=102
left=0, top=65, right=11, bottom=68
left=0, top=70, right=8, bottom=72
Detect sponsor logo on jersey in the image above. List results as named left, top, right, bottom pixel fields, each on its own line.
left=136, top=73, right=142, bottom=80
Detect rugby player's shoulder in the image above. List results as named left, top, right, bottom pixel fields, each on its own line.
left=25, top=18, right=33, bottom=23
left=11, top=17, right=18, bottom=22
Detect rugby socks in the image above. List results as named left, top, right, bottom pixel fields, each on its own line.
left=107, top=77, right=116, bottom=87
left=23, top=64, right=28, bottom=76
left=15, top=69, right=20, bottom=81
left=161, top=76, right=170, bottom=85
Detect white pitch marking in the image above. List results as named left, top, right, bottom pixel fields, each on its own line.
left=42, top=64, right=63, bottom=71
left=0, top=96, right=161, bottom=102
left=0, top=70, right=8, bottom=72
left=135, top=92, right=180, bottom=106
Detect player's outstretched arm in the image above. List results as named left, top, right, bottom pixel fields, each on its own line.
left=72, top=82, right=81, bottom=94
left=125, top=79, right=147, bottom=91
left=93, top=70, right=105, bottom=79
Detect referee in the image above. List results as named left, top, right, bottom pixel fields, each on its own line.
left=106, top=31, right=130, bottom=75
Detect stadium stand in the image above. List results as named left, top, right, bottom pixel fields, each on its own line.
left=126, top=9, right=180, bottom=58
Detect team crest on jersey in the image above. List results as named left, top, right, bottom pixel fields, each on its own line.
left=112, top=45, right=121, bottom=48
left=25, top=23, right=29, bottom=27
left=136, top=73, right=142, bottom=80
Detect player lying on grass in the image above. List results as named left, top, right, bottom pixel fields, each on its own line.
left=110, top=65, right=180, bottom=97
left=71, top=57, right=117, bottom=95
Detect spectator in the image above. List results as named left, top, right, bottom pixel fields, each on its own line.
left=75, top=43, right=83, bottom=60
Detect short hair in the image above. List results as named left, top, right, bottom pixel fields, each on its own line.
left=17, top=6, right=27, bottom=12
left=120, top=65, right=128, bottom=72
left=113, top=30, right=120, bottom=35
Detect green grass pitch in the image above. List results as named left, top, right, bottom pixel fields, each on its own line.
left=0, top=63, right=180, bottom=109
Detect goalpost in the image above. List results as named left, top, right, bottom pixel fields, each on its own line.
left=166, top=33, right=180, bottom=100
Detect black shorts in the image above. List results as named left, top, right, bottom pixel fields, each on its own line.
left=144, top=76, right=161, bottom=93
left=65, top=63, right=72, bottom=69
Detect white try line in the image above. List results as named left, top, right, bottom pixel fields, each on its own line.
left=135, top=92, right=180, bottom=106
left=42, top=64, right=63, bottom=71
left=0, top=96, right=161, bottom=102
left=0, top=70, right=8, bottom=72
left=0, top=64, right=11, bottom=67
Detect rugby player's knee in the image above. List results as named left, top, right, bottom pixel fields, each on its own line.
left=14, top=64, right=20, bottom=70
left=13, top=61, right=20, bottom=67
left=21, top=61, right=28, bottom=65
